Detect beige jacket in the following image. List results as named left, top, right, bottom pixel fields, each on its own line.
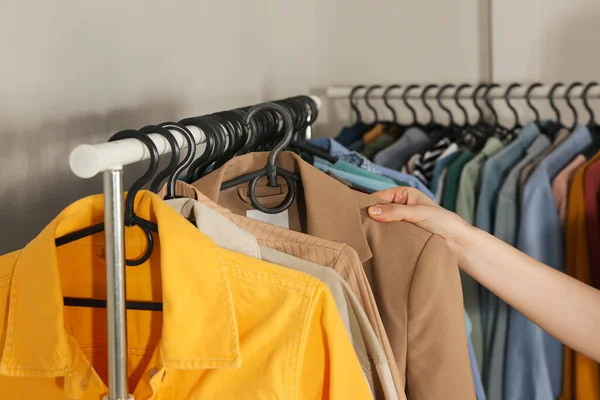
left=191, top=151, right=475, bottom=400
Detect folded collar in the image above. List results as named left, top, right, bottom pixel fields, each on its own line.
left=191, top=151, right=373, bottom=263
left=0, top=191, right=240, bottom=379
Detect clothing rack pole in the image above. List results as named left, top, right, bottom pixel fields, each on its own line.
left=326, top=84, right=600, bottom=100
left=102, top=167, right=131, bottom=400
left=68, top=94, right=322, bottom=399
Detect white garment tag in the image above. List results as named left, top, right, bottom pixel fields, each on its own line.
left=246, top=209, right=290, bottom=230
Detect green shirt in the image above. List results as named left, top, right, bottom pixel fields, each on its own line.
left=455, top=138, right=505, bottom=224
left=441, top=150, right=474, bottom=212
left=361, top=134, right=396, bottom=159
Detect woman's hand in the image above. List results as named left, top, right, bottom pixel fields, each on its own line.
left=367, top=187, right=472, bottom=252
left=367, top=187, right=600, bottom=364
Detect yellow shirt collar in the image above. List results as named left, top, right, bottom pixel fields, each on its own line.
left=0, top=191, right=241, bottom=379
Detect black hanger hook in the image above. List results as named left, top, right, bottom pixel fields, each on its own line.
left=504, top=83, right=522, bottom=130
left=142, top=125, right=180, bottom=194
left=583, top=81, right=598, bottom=126
left=238, top=102, right=297, bottom=214
left=365, top=85, right=382, bottom=122
left=403, top=84, right=420, bottom=125
left=549, top=82, right=565, bottom=127
left=565, top=81, right=583, bottom=131
left=437, top=84, right=455, bottom=126
left=243, top=103, right=294, bottom=187
left=525, top=82, right=543, bottom=123
left=349, top=85, right=366, bottom=124
left=455, top=84, right=472, bottom=126
left=472, top=84, right=488, bottom=124
left=108, top=129, right=159, bottom=266
left=484, top=83, right=500, bottom=125
left=383, top=84, right=401, bottom=123
left=422, top=84, right=439, bottom=125
left=159, top=122, right=196, bottom=198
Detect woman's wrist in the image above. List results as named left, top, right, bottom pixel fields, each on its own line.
left=445, top=218, right=481, bottom=267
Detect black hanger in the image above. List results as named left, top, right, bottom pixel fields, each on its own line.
left=452, top=84, right=479, bottom=147
left=210, top=113, right=240, bottom=162
left=215, top=110, right=248, bottom=156
left=483, top=83, right=501, bottom=128
left=504, top=83, right=522, bottom=133
left=180, top=116, right=218, bottom=181
left=455, top=84, right=472, bottom=128
left=283, top=97, right=338, bottom=163
left=581, top=82, right=600, bottom=158
left=419, top=84, right=457, bottom=150
left=583, top=82, right=598, bottom=127
left=486, top=83, right=513, bottom=140
left=283, top=97, right=307, bottom=143
left=421, top=84, right=439, bottom=129
left=525, top=82, right=558, bottom=140
left=365, top=85, right=382, bottom=122
left=221, top=103, right=300, bottom=214
left=403, top=84, right=420, bottom=126
left=159, top=122, right=196, bottom=198
left=383, top=84, right=401, bottom=123
left=525, top=82, right=543, bottom=124
left=145, top=125, right=180, bottom=193
left=564, top=81, right=583, bottom=131
left=350, top=85, right=366, bottom=125
left=463, top=83, right=491, bottom=148
left=472, top=83, right=488, bottom=126
left=437, top=84, right=456, bottom=127
left=61, top=129, right=163, bottom=311
left=549, top=82, right=565, bottom=128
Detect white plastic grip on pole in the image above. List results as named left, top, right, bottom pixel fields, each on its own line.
left=69, top=126, right=204, bottom=179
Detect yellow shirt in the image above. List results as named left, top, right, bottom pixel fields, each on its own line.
left=0, top=191, right=372, bottom=399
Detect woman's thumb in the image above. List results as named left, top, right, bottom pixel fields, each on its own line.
left=368, top=203, right=425, bottom=223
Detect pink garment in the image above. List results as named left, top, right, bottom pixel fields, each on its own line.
left=552, top=154, right=587, bottom=225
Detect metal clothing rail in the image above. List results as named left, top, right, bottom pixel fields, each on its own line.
left=67, top=95, right=321, bottom=400
left=326, top=84, right=600, bottom=100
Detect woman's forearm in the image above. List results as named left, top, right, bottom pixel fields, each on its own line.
left=449, top=224, right=600, bottom=362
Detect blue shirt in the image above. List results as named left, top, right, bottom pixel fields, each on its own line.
left=475, top=123, right=541, bottom=234
left=505, top=125, right=592, bottom=400
left=310, top=138, right=435, bottom=198
left=475, top=123, right=541, bottom=336
left=465, top=311, right=487, bottom=400
left=335, top=123, right=370, bottom=146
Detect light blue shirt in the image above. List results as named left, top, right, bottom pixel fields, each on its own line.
left=314, top=161, right=399, bottom=192
left=475, top=123, right=541, bottom=339
left=475, top=123, right=541, bottom=234
left=309, top=138, right=435, bottom=198
left=483, top=135, right=551, bottom=400
left=505, top=125, right=592, bottom=400
left=465, top=311, right=487, bottom=400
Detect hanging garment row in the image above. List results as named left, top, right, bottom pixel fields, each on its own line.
left=317, top=81, right=600, bottom=400
left=0, top=95, right=475, bottom=399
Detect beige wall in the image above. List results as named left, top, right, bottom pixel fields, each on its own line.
left=2, top=0, right=589, bottom=253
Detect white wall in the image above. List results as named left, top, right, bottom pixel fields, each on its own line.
left=0, top=0, right=499, bottom=253
left=491, top=0, right=600, bottom=127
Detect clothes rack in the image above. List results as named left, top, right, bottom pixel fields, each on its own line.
left=326, top=83, right=600, bottom=100
left=67, top=95, right=321, bottom=400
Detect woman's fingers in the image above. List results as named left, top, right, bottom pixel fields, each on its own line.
left=368, top=203, right=431, bottom=224
left=372, top=186, right=437, bottom=207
